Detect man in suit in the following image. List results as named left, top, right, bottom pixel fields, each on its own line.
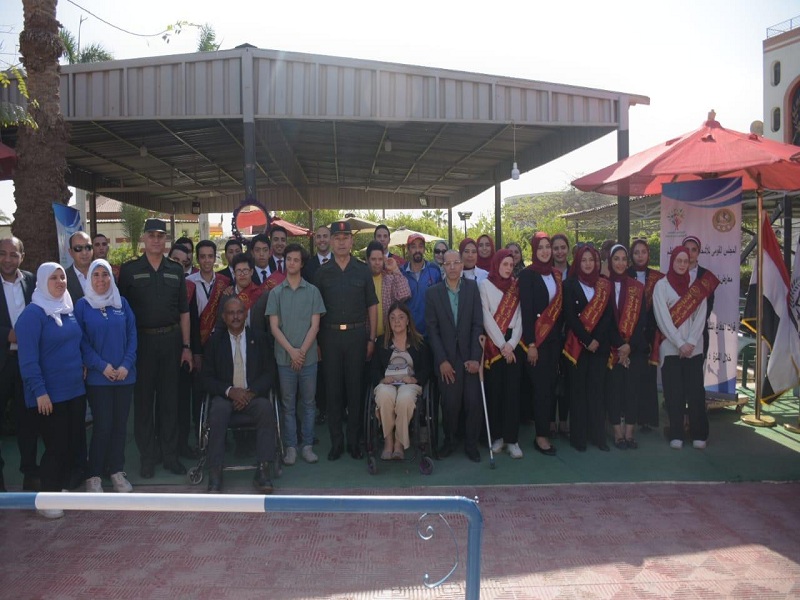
left=268, top=225, right=288, bottom=274
left=66, top=230, right=93, bottom=301
left=0, top=237, right=37, bottom=491
left=302, top=225, right=332, bottom=281
left=202, top=295, right=277, bottom=493
left=216, top=238, right=243, bottom=284
left=250, top=233, right=273, bottom=285
left=425, top=250, right=484, bottom=462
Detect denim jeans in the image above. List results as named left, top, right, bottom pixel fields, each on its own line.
left=87, top=384, right=134, bottom=477
left=277, top=363, right=318, bottom=449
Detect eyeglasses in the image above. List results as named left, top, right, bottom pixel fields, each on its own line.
left=72, top=245, right=92, bottom=252
left=443, top=261, right=462, bottom=268
left=234, top=268, right=252, bottom=275
left=434, top=249, right=447, bottom=254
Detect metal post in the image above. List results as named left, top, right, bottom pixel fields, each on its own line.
left=448, top=207, right=453, bottom=248
left=616, top=98, right=630, bottom=246
left=88, top=192, right=97, bottom=240
left=494, top=181, right=502, bottom=248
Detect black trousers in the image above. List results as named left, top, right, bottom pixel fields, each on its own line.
left=439, top=357, right=482, bottom=452
left=606, top=353, right=645, bottom=426
left=526, top=339, right=560, bottom=438
left=207, top=396, right=276, bottom=468
left=134, top=329, right=181, bottom=466
left=485, top=347, right=523, bottom=444
left=0, top=354, right=39, bottom=475
left=662, top=354, right=708, bottom=442
left=569, top=349, right=608, bottom=449
left=551, top=352, right=571, bottom=425
left=37, top=396, right=84, bottom=492
left=320, top=327, right=367, bottom=449
left=177, top=365, right=200, bottom=448
left=638, top=361, right=660, bottom=427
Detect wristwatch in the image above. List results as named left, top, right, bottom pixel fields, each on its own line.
left=182, top=343, right=191, bottom=349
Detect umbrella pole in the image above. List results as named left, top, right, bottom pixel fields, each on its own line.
left=742, top=189, right=776, bottom=428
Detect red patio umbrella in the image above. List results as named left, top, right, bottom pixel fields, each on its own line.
left=234, top=210, right=311, bottom=237
left=0, top=142, right=18, bottom=181
left=572, top=112, right=800, bottom=426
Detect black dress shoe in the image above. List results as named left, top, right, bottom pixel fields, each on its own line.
left=438, top=440, right=455, bottom=458
left=207, top=467, right=223, bottom=492
left=22, top=474, right=41, bottom=491
left=252, top=462, right=273, bottom=494
left=571, top=443, right=587, bottom=452
left=534, top=440, right=557, bottom=456
left=465, top=447, right=481, bottom=463
left=597, top=443, right=610, bottom=452
left=347, top=445, right=364, bottom=460
left=140, top=463, right=155, bottom=479
left=163, top=460, right=187, bottom=475
left=179, top=445, right=200, bottom=460
left=327, top=443, right=344, bottom=461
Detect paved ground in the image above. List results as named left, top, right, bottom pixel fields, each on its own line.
left=2, top=481, right=799, bottom=599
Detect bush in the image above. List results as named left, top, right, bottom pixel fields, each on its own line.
left=108, top=246, right=138, bottom=266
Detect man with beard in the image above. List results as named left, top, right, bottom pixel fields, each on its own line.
left=401, top=233, right=441, bottom=336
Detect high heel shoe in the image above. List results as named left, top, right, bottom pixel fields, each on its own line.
left=534, top=440, right=557, bottom=456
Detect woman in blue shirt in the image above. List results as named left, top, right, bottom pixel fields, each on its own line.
left=18, top=263, right=85, bottom=518
left=75, top=259, right=137, bottom=494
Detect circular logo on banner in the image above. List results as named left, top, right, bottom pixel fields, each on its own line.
left=712, top=208, right=736, bottom=233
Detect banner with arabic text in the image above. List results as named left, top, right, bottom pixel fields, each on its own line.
left=660, top=178, right=742, bottom=396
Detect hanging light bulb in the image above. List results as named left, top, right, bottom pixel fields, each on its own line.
left=139, top=144, right=148, bottom=157
left=510, top=124, right=519, bottom=180
left=511, top=162, right=520, bottom=180
left=384, top=137, right=392, bottom=153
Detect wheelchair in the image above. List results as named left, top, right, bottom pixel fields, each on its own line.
left=187, top=390, right=283, bottom=485
left=364, top=381, right=435, bottom=476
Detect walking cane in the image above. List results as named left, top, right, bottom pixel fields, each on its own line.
left=478, top=335, right=496, bottom=469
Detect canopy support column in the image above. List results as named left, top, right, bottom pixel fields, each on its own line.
left=242, top=49, right=257, bottom=203
left=494, top=180, right=502, bottom=248
left=616, top=97, right=630, bottom=246
left=448, top=207, right=454, bottom=247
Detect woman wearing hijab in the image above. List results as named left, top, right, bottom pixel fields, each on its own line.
left=459, top=238, right=488, bottom=282
left=17, top=263, right=86, bottom=518
left=476, top=234, right=495, bottom=272
left=479, top=249, right=524, bottom=458
left=504, top=242, right=526, bottom=278
left=563, top=246, right=623, bottom=452
left=550, top=233, right=572, bottom=437
left=606, top=245, right=646, bottom=450
left=653, top=246, right=718, bottom=450
left=74, top=259, right=138, bottom=493
left=518, top=233, right=562, bottom=455
left=627, top=239, right=664, bottom=431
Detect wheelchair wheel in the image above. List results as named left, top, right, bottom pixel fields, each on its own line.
left=367, top=456, right=378, bottom=475
left=188, top=466, right=204, bottom=485
left=419, top=456, right=434, bottom=476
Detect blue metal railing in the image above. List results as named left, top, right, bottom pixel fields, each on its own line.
left=0, top=492, right=483, bottom=599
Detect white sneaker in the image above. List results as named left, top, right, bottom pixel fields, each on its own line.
left=692, top=440, right=707, bottom=449
left=301, top=445, right=318, bottom=464
left=491, top=438, right=505, bottom=453
left=85, top=476, right=103, bottom=493
left=507, top=443, right=523, bottom=459
left=283, top=446, right=297, bottom=466
left=37, top=508, right=65, bottom=519
left=110, top=472, right=133, bottom=493
left=670, top=439, right=684, bottom=449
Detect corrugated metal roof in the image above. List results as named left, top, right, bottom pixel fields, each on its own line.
left=2, top=46, right=649, bottom=214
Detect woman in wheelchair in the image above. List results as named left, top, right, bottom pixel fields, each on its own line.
left=370, top=302, right=430, bottom=461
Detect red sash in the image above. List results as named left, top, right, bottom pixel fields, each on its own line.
left=643, top=269, right=665, bottom=310
left=483, top=280, right=521, bottom=369
left=562, top=278, right=612, bottom=365
left=199, top=274, right=230, bottom=346
left=608, top=278, right=644, bottom=368
left=525, top=270, right=563, bottom=350
left=200, top=278, right=269, bottom=346
left=185, top=279, right=196, bottom=304
left=649, top=270, right=719, bottom=365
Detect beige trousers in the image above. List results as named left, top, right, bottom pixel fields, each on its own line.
left=374, top=383, right=420, bottom=449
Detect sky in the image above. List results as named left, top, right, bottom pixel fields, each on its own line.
left=0, top=0, right=798, bottom=226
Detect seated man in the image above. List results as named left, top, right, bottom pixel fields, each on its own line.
left=202, top=296, right=277, bottom=493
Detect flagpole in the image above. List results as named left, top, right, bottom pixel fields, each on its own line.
left=742, top=188, right=776, bottom=427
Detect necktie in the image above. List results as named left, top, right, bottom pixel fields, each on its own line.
left=278, top=259, right=284, bottom=273
left=261, top=269, right=267, bottom=283
left=233, top=334, right=245, bottom=389
left=322, top=257, right=329, bottom=264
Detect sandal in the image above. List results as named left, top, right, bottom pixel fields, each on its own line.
left=380, top=448, right=393, bottom=461
left=625, top=438, right=638, bottom=450
left=391, top=449, right=405, bottom=460
left=614, top=439, right=627, bottom=450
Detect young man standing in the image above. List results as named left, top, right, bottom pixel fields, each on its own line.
left=303, top=225, right=332, bottom=281
left=268, top=225, right=289, bottom=274
left=401, top=233, right=441, bottom=336
left=267, top=243, right=326, bottom=465
left=250, top=233, right=272, bottom=285
left=374, top=224, right=406, bottom=267
left=217, top=239, right=243, bottom=284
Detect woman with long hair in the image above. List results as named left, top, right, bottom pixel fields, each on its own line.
left=17, top=263, right=86, bottom=518
left=653, top=246, right=718, bottom=449
left=627, top=239, right=664, bottom=431
left=606, top=245, right=646, bottom=450
left=563, top=246, right=623, bottom=452
left=518, top=233, right=562, bottom=455
left=74, top=259, right=138, bottom=493
left=370, top=302, right=430, bottom=460
left=476, top=234, right=495, bottom=272
left=505, top=242, right=526, bottom=278
left=479, top=249, right=524, bottom=458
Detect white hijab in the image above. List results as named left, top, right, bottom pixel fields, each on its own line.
left=83, top=259, right=122, bottom=310
left=31, top=262, right=73, bottom=326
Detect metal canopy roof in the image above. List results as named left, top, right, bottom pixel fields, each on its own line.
left=2, top=46, right=649, bottom=215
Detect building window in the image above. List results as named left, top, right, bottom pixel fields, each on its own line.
left=792, top=84, right=800, bottom=146
left=771, top=61, right=781, bottom=86
left=771, top=107, right=781, bottom=133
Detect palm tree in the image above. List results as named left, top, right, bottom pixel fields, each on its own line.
left=59, top=28, right=113, bottom=64
left=14, top=0, right=71, bottom=269
left=197, top=24, right=220, bottom=52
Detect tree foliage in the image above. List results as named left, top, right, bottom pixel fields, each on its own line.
left=120, top=203, right=150, bottom=251
left=59, top=28, right=113, bottom=64
left=197, top=24, right=221, bottom=52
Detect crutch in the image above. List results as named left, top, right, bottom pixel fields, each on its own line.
left=478, top=334, right=496, bottom=469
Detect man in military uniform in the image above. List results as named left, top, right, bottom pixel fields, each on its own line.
left=118, top=219, right=193, bottom=478
left=314, top=221, right=378, bottom=461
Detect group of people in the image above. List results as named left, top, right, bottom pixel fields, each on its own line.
left=0, top=216, right=719, bottom=515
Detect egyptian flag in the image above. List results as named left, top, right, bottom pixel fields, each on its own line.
left=742, top=213, right=800, bottom=402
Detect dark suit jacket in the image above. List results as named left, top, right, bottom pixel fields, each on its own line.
left=251, top=264, right=272, bottom=286
left=425, top=278, right=483, bottom=374
left=301, top=254, right=328, bottom=282
left=518, top=269, right=563, bottom=347
left=66, top=264, right=85, bottom=302
left=563, top=278, right=623, bottom=354
left=0, top=269, right=35, bottom=370
left=202, top=326, right=275, bottom=399
left=215, top=267, right=234, bottom=285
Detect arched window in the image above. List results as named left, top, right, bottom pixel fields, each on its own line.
left=771, top=107, right=781, bottom=133
left=771, top=61, right=781, bottom=86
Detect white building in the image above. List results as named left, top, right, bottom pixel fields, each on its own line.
left=763, top=16, right=800, bottom=145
